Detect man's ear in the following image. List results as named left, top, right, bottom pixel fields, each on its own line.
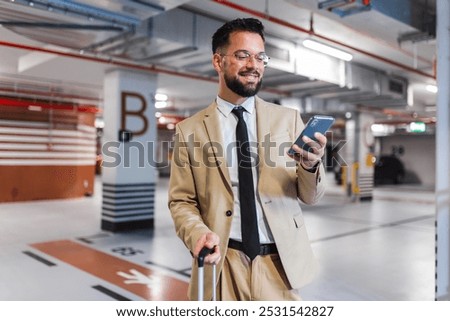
left=212, top=53, right=222, bottom=73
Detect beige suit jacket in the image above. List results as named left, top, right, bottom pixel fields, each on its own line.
left=168, top=96, right=326, bottom=300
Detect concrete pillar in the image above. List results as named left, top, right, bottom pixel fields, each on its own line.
left=435, top=0, right=450, bottom=301
left=343, top=111, right=375, bottom=201
left=101, top=69, right=157, bottom=232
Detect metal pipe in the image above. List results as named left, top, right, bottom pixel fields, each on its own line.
left=212, top=0, right=435, bottom=80
left=0, top=21, right=126, bottom=31
left=0, top=40, right=291, bottom=97
left=0, top=86, right=100, bottom=102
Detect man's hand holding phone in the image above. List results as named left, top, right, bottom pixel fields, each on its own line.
left=287, top=115, right=334, bottom=170
left=288, top=132, right=327, bottom=170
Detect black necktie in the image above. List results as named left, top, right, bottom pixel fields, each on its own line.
left=232, top=106, right=260, bottom=260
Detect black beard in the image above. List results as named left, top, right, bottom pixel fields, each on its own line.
left=224, top=73, right=262, bottom=97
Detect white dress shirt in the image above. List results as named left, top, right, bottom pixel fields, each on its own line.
left=216, top=96, right=275, bottom=244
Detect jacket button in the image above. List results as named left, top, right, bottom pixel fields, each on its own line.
left=225, top=210, right=232, bottom=217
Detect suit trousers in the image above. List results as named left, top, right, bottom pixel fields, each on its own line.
left=217, top=247, right=302, bottom=301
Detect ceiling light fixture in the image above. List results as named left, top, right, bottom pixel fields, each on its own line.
left=154, top=93, right=169, bottom=108
left=425, top=84, right=438, bottom=93
left=303, top=39, right=353, bottom=61
left=155, top=101, right=168, bottom=109
left=155, top=93, right=168, bottom=101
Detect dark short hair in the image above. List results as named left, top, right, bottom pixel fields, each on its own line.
left=212, top=18, right=265, bottom=54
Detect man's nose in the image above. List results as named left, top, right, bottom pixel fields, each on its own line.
left=245, top=55, right=259, bottom=67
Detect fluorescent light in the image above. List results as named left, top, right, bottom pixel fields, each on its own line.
left=303, top=39, right=353, bottom=61
left=371, top=124, right=385, bottom=133
left=371, top=123, right=395, bottom=136
left=28, top=105, right=42, bottom=111
left=425, top=84, right=438, bottom=93
left=155, top=101, right=168, bottom=108
left=155, top=93, right=168, bottom=101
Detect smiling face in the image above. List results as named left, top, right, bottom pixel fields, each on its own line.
left=213, top=31, right=266, bottom=105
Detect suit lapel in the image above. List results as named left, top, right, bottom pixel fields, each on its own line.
left=255, top=97, right=270, bottom=175
left=201, top=97, right=270, bottom=193
left=202, top=102, right=232, bottom=193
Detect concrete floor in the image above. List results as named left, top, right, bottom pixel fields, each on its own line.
left=0, top=173, right=435, bottom=301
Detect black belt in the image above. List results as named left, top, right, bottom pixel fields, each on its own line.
left=228, top=239, right=278, bottom=256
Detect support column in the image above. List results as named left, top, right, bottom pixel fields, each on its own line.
left=101, top=69, right=157, bottom=232
left=435, top=0, right=450, bottom=301
left=343, top=111, right=375, bottom=201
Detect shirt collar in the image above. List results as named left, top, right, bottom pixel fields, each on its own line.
left=216, top=96, right=255, bottom=117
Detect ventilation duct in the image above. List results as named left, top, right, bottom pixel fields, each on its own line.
left=342, top=63, right=408, bottom=107
left=0, top=0, right=191, bottom=50
left=97, top=8, right=222, bottom=68
left=318, top=0, right=372, bottom=17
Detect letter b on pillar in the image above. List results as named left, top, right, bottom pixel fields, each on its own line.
left=120, top=91, right=148, bottom=139
left=102, top=69, right=157, bottom=232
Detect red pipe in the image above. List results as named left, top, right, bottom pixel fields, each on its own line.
left=0, top=97, right=99, bottom=113
left=0, top=40, right=291, bottom=97
left=212, top=0, right=435, bottom=80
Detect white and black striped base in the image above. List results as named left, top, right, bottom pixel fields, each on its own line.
left=359, top=173, right=373, bottom=201
left=101, top=182, right=155, bottom=232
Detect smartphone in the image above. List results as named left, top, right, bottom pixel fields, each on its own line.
left=288, top=115, right=335, bottom=155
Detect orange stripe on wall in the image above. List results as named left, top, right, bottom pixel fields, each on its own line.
left=30, top=240, right=189, bottom=301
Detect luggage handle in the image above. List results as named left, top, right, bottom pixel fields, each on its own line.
left=197, top=246, right=216, bottom=301
left=197, top=246, right=215, bottom=267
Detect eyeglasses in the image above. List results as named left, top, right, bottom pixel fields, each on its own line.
left=220, top=50, right=270, bottom=66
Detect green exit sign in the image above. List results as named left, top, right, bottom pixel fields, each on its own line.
left=409, top=122, right=426, bottom=133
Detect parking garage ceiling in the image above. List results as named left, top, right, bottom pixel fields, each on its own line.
left=0, top=0, right=438, bottom=123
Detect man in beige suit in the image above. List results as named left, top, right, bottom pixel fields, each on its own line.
left=168, top=18, right=327, bottom=301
